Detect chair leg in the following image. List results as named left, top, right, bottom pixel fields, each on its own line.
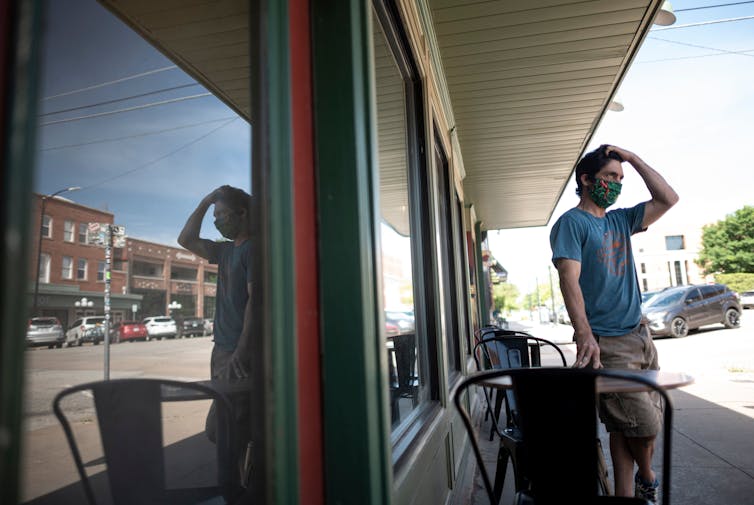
left=492, top=446, right=510, bottom=505
left=490, top=392, right=503, bottom=441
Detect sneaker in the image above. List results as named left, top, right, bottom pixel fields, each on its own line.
left=635, top=472, right=659, bottom=503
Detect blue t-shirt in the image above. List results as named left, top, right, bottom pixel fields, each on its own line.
left=208, top=240, right=252, bottom=351
left=550, top=204, right=645, bottom=336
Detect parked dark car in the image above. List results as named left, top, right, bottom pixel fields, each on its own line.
left=26, top=317, right=65, bottom=348
left=111, top=321, right=149, bottom=342
left=181, top=317, right=206, bottom=337
left=642, top=283, right=741, bottom=338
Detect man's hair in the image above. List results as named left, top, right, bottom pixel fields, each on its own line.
left=574, top=144, right=623, bottom=196
left=217, top=186, right=252, bottom=215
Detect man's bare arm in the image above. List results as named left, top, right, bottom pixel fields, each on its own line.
left=607, top=146, right=679, bottom=229
left=555, top=258, right=602, bottom=369
left=229, top=282, right=253, bottom=379
left=178, top=189, right=221, bottom=260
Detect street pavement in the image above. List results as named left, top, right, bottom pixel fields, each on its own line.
left=469, top=315, right=754, bottom=505
left=18, top=316, right=754, bottom=504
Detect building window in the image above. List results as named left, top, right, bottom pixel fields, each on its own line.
left=42, top=215, right=52, bottom=238
left=62, top=256, right=73, bottom=279
left=64, top=220, right=75, bottom=242
left=39, top=253, right=51, bottom=283
left=78, top=223, right=88, bottom=244
left=642, top=278, right=648, bottom=291
left=77, top=258, right=87, bottom=280
left=97, top=261, right=106, bottom=282
left=373, top=5, right=434, bottom=435
left=674, top=260, right=683, bottom=285
left=640, top=263, right=646, bottom=274
left=665, top=235, right=685, bottom=250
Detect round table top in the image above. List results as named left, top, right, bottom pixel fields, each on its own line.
left=480, top=369, right=694, bottom=393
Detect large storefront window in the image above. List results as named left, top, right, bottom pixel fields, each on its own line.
left=21, top=0, right=263, bottom=502
left=373, top=7, right=434, bottom=433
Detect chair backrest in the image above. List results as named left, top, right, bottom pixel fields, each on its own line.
left=454, top=368, right=673, bottom=505
left=53, top=378, right=239, bottom=505
left=473, top=331, right=567, bottom=430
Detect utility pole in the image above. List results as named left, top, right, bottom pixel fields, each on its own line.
left=548, top=265, right=557, bottom=325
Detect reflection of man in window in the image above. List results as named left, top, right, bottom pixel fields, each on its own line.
left=178, top=185, right=252, bottom=478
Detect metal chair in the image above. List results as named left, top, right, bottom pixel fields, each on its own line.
left=53, top=378, right=242, bottom=505
left=454, top=367, right=673, bottom=505
left=472, top=331, right=567, bottom=501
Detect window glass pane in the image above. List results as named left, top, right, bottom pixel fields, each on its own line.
left=42, top=215, right=51, bottom=237
left=24, top=0, right=262, bottom=501
left=665, top=235, right=684, bottom=250
left=64, top=221, right=74, bottom=242
left=373, top=12, right=423, bottom=429
left=62, top=256, right=73, bottom=279
left=77, top=258, right=87, bottom=280
left=39, top=254, right=51, bottom=282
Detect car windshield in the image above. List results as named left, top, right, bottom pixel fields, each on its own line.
left=153, top=318, right=172, bottom=323
left=87, top=318, right=105, bottom=324
left=645, top=289, right=686, bottom=308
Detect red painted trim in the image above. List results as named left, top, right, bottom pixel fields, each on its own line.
left=289, top=1, right=324, bottom=504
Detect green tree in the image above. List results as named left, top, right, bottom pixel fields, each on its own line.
left=493, top=283, right=520, bottom=313
left=697, top=206, right=754, bottom=274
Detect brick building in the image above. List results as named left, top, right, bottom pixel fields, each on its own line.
left=29, top=194, right=139, bottom=328
left=28, top=194, right=218, bottom=329
left=126, top=237, right=218, bottom=321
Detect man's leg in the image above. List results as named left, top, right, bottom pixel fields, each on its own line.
left=609, top=432, right=634, bottom=496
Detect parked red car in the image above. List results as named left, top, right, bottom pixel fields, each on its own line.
left=111, top=321, right=149, bottom=342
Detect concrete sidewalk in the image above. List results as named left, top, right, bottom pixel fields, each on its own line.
left=468, top=321, right=754, bottom=505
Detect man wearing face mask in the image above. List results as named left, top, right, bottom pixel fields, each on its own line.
left=550, top=145, right=678, bottom=502
left=178, top=185, right=253, bottom=457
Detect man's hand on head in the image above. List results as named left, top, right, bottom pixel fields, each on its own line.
left=605, top=145, right=635, bottom=164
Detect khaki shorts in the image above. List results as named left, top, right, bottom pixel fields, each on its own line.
left=597, top=324, right=663, bottom=438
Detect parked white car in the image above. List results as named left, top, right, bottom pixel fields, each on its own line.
left=740, top=291, right=754, bottom=309
left=65, top=316, right=106, bottom=347
left=142, top=316, right=177, bottom=339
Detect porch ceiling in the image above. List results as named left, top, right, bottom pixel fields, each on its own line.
left=99, top=0, right=252, bottom=121
left=429, top=0, right=662, bottom=230
left=98, top=0, right=663, bottom=232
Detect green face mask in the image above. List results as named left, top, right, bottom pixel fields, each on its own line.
left=589, top=178, right=622, bottom=208
left=214, top=213, right=241, bottom=240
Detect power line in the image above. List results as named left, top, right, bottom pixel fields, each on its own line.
left=80, top=117, right=239, bottom=191
left=649, top=35, right=754, bottom=57
left=40, top=116, right=237, bottom=151
left=43, top=65, right=179, bottom=101
left=39, top=93, right=213, bottom=126
left=653, top=14, right=754, bottom=30
left=637, top=48, right=754, bottom=63
left=676, top=1, right=754, bottom=12
left=40, top=83, right=201, bottom=117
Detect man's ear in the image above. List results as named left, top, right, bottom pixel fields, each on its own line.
left=579, top=173, right=592, bottom=188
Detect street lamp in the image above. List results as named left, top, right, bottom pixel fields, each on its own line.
left=74, top=297, right=94, bottom=312
left=32, top=186, right=81, bottom=316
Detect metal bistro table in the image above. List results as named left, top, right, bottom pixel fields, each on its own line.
left=476, top=368, right=694, bottom=505
left=480, top=369, right=694, bottom=393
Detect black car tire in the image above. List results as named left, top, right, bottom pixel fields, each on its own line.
left=724, top=308, right=741, bottom=329
left=670, top=317, right=689, bottom=338
left=56, top=343, right=63, bottom=349
left=77, top=338, right=83, bottom=347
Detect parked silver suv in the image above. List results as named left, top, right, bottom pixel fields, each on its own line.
left=642, top=284, right=741, bottom=338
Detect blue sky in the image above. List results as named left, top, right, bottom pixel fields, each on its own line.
left=489, top=0, right=754, bottom=294
left=35, top=0, right=250, bottom=245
